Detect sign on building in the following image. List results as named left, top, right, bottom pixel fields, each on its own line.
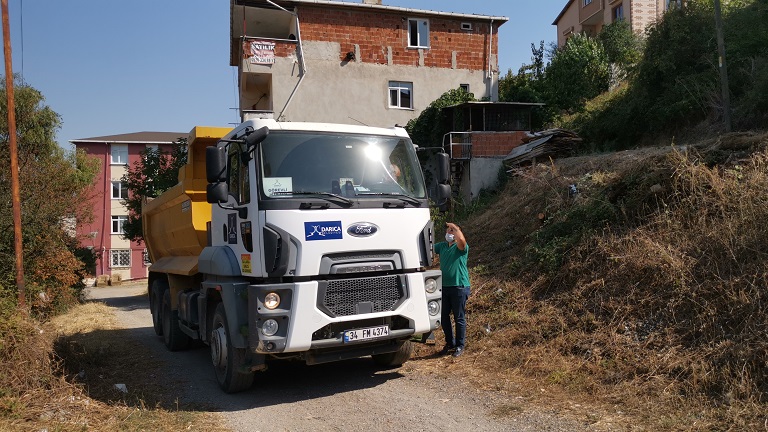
left=249, top=40, right=276, bottom=64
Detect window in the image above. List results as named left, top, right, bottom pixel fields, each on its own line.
left=110, top=249, right=131, bottom=268
left=407, top=18, right=429, bottom=48
left=612, top=5, right=624, bottom=21
left=666, top=0, right=681, bottom=10
left=111, top=181, right=128, bottom=199
left=460, top=22, right=472, bottom=31
left=389, top=81, right=413, bottom=109
left=459, top=84, right=470, bottom=93
left=111, top=215, right=127, bottom=234
left=146, top=144, right=158, bottom=152
left=583, top=0, right=592, bottom=5
left=142, top=249, right=151, bottom=266
left=111, top=144, right=128, bottom=165
left=227, top=141, right=251, bottom=204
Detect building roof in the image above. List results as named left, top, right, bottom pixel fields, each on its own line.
left=552, top=0, right=576, bottom=25
left=234, top=0, right=509, bottom=23
left=70, top=131, right=187, bottom=144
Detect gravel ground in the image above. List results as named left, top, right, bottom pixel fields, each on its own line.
left=86, top=281, right=590, bottom=432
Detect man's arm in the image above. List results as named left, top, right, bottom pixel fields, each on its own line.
left=446, top=222, right=467, bottom=251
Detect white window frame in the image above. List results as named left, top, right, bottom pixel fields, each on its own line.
left=142, top=249, right=151, bottom=266
left=111, top=181, right=128, bottom=200
left=111, top=144, right=128, bottom=165
left=388, top=81, right=413, bottom=110
left=109, top=249, right=131, bottom=268
left=111, top=215, right=127, bottom=234
left=460, top=83, right=470, bottom=93
left=407, top=18, right=430, bottom=48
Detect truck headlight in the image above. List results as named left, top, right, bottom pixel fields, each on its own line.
left=262, top=319, right=279, bottom=336
left=428, top=300, right=440, bottom=316
left=264, top=292, right=280, bottom=310
left=425, top=278, right=437, bottom=293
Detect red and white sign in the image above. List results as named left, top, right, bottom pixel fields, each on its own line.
left=249, top=40, right=276, bottom=64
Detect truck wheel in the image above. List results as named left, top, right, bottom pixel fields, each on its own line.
left=372, top=340, right=413, bottom=367
left=149, top=279, right=166, bottom=336
left=210, top=303, right=254, bottom=393
left=162, top=289, right=191, bottom=351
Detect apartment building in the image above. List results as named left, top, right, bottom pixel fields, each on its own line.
left=231, top=0, right=508, bottom=128
left=71, top=132, right=184, bottom=282
left=553, top=0, right=683, bottom=46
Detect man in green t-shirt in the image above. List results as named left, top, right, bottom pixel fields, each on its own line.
left=434, top=222, right=470, bottom=357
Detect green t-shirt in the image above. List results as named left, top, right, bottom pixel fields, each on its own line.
left=434, top=242, right=470, bottom=287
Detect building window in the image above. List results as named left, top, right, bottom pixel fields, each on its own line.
left=583, top=0, right=592, bottom=5
left=388, top=81, right=413, bottom=109
left=111, top=181, right=128, bottom=199
left=612, top=5, right=624, bottom=21
left=666, top=0, right=681, bottom=10
left=110, top=249, right=131, bottom=268
left=408, top=18, right=429, bottom=48
left=142, top=249, right=151, bottom=266
left=111, top=144, right=128, bottom=165
left=146, top=144, right=158, bottom=152
left=111, top=215, right=127, bottom=234
left=459, top=84, right=470, bottom=93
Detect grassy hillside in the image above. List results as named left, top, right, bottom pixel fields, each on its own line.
left=453, top=131, right=768, bottom=429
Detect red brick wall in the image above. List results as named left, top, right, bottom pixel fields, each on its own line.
left=242, top=6, right=499, bottom=71
left=471, top=131, right=527, bottom=157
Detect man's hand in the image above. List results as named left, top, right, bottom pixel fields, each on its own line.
left=446, top=222, right=467, bottom=251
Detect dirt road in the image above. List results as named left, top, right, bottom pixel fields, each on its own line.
left=86, top=282, right=586, bottom=432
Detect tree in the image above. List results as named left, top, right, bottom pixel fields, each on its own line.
left=0, top=76, right=99, bottom=315
left=405, top=88, right=475, bottom=149
left=121, top=139, right=187, bottom=243
left=598, top=20, right=643, bottom=82
left=499, top=41, right=550, bottom=129
left=544, top=33, right=611, bottom=115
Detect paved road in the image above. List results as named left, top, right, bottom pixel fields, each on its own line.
left=86, top=282, right=587, bottom=432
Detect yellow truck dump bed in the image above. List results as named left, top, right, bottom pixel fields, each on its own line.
left=142, top=126, right=231, bottom=276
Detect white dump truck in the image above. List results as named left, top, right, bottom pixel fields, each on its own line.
left=143, top=118, right=450, bottom=392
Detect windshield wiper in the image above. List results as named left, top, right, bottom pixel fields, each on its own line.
left=272, top=191, right=353, bottom=206
left=356, top=192, right=421, bottom=207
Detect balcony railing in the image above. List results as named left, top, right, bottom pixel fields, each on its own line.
left=443, top=132, right=472, bottom=160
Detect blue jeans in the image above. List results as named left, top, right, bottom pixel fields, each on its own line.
left=441, top=286, right=470, bottom=349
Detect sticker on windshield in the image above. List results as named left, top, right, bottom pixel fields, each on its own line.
left=304, top=221, right=343, bottom=241
left=264, top=177, right=292, bottom=196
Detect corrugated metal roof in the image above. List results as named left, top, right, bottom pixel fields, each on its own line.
left=70, top=131, right=187, bottom=144
left=234, top=0, right=509, bottom=23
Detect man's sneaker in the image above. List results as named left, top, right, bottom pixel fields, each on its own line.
left=452, top=347, right=464, bottom=357
left=439, top=344, right=455, bottom=355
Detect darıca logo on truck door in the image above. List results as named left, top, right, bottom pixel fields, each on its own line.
left=304, top=221, right=343, bottom=241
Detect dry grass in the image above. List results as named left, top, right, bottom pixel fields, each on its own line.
left=429, top=132, right=768, bottom=431
left=0, top=302, right=228, bottom=432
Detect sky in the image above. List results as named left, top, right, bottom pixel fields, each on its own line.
left=2, top=0, right=564, bottom=151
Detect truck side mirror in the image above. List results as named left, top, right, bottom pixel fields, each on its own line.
left=207, top=182, right=229, bottom=204
left=436, top=152, right=450, bottom=184
left=437, top=184, right=451, bottom=212
left=245, top=126, right=269, bottom=147
left=206, top=146, right=227, bottom=183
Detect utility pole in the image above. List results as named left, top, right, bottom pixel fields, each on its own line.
left=2, top=0, right=26, bottom=309
left=713, top=0, right=732, bottom=132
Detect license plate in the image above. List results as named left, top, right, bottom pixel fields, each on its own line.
left=343, top=325, right=389, bottom=343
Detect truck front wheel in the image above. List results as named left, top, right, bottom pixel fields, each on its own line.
left=162, top=289, right=191, bottom=351
left=210, top=303, right=254, bottom=393
left=372, top=340, right=414, bottom=367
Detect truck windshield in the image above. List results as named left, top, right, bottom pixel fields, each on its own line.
left=259, top=132, right=427, bottom=200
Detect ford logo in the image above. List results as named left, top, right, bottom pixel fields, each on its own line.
left=347, top=222, right=379, bottom=237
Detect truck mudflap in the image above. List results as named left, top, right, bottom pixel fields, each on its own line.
left=247, top=272, right=441, bottom=355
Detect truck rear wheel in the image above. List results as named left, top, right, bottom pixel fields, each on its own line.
left=210, top=303, right=254, bottom=393
left=162, top=289, right=191, bottom=351
left=149, top=279, right=166, bottom=336
left=372, top=340, right=413, bottom=367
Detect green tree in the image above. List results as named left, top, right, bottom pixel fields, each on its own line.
left=121, top=139, right=187, bottom=243
left=544, top=33, right=610, bottom=114
left=499, top=41, right=550, bottom=128
left=0, top=76, right=99, bottom=314
left=405, top=87, right=475, bottom=149
left=598, top=19, right=643, bottom=79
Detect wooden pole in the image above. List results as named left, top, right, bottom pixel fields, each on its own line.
left=2, top=0, right=26, bottom=309
left=713, top=0, right=732, bottom=132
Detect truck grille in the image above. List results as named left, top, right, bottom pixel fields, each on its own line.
left=321, top=275, right=403, bottom=317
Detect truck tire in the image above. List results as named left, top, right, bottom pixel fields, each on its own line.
left=372, top=340, right=413, bottom=367
left=149, top=279, right=166, bottom=336
left=210, top=303, right=254, bottom=393
left=162, top=289, right=191, bottom=351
